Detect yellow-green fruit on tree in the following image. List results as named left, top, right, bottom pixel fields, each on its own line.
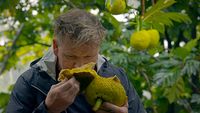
left=147, top=29, right=160, bottom=47
left=130, top=30, right=151, bottom=50
left=105, top=0, right=126, bottom=14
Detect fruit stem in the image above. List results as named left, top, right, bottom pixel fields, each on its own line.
left=139, top=16, right=142, bottom=30
left=136, top=15, right=140, bottom=32
left=92, top=98, right=103, bottom=111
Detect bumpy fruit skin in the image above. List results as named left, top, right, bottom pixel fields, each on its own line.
left=58, top=62, right=127, bottom=110
left=58, top=62, right=96, bottom=81
left=130, top=30, right=151, bottom=50
left=85, top=75, right=127, bottom=107
left=147, top=29, right=160, bottom=47
left=58, top=62, right=97, bottom=92
left=106, top=0, right=126, bottom=14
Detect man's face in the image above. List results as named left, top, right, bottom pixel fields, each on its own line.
left=53, top=38, right=99, bottom=70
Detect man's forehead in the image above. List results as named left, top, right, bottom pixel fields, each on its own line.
left=61, top=38, right=99, bottom=48
left=60, top=40, right=99, bottom=53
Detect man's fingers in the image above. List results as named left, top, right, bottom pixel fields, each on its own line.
left=64, top=79, right=80, bottom=96
left=51, top=78, right=68, bottom=89
left=102, top=102, right=128, bottom=113
left=57, top=77, right=79, bottom=92
left=96, top=109, right=111, bottom=113
left=102, top=102, right=119, bottom=112
left=122, top=100, right=128, bottom=108
left=62, top=79, right=80, bottom=103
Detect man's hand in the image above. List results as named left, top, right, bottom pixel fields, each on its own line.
left=45, top=77, right=80, bottom=113
left=96, top=102, right=128, bottom=113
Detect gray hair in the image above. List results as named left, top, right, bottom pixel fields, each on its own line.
left=54, top=9, right=106, bottom=47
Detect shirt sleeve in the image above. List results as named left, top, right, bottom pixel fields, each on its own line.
left=6, top=75, right=48, bottom=113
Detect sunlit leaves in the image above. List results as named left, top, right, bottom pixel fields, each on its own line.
left=16, top=44, right=48, bottom=65
left=0, top=84, right=13, bottom=112
left=172, top=47, right=190, bottom=60
left=0, top=92, right=10, bottom=113
left=184, top=37, right=200, bottom=52
left=143, top=0, right=176, bottom=20
left=171, top=37, right=200, bottom=60
left=142, top=0, right=191, bottom=33
left=145, top=11, right=191, bottom=33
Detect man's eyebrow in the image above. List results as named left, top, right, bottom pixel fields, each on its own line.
left=84, top=55, right=94, bottom=57
left=63, top=53, right=76, bottom=57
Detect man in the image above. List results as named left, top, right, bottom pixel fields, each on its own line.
left=6, top=9, right=146, bottom=113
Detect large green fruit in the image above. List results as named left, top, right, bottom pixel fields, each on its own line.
left=130, top=30, right=151, bottom=50
left=147, top=29, right=160, bottom=48
left=105, top=0, right=126, bottom=14
left=58, top=63, right=127, bottom=111
left=85, top=75, right=127, bottom=111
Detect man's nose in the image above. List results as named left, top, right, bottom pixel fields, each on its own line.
left=74, top=60, right=85, bottom=68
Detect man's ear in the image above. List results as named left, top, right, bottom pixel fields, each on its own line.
left=53, top=38, right=58, bottom=56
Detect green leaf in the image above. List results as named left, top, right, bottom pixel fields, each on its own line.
left=142, top=0, right=191, bottom=32
left=172, top=47, right=190, bottom=60
left=0, top=92, right=10, bottom=108
left=153, top=68, right=181, bottom=86
left=164, top=77, right=185, bottom=103
left=184, top=37, right=200, bottom=52
left=152, top=22, right=165, bottom=34
left=151, top=58, right=180, bottom=69
left=148, top=44, right=163, bottom=55
left=143, top=0, right=176, bottom=21
left=167, top=12, right=192, bottom=23
left=8, top=84, right=14, bottom=91
left=144, top=11, right=191, bottom=29
left=182, top=59, right=200, bottom=76
left=102, top=12, right=122, bottom=40
left=151, top=55, right=182, bottom=86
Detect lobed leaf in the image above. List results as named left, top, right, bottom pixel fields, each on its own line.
left=164, top=77, right=185, bottom=103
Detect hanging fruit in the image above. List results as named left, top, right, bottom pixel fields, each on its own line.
left=105, top=0, right=126, bottom=14
left=147, top=29, right=160, bottom=48
left=130, top=30, right=151, bottom=50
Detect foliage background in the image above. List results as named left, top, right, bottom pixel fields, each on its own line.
left=0, top=0, right=199, bottom=113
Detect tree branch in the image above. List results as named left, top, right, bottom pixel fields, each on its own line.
left=0, top=23, right=24, bottom=75
left=152, top=0, right=156, bottom=5
left=17, top=42, right=51, bottom=48
left=36, top=42, right=51, bottom=47
left=140, top=69, right=158, bottom=113
left=141, top=0, right=145, bottom=16
left=141, top=70, right=151, bottom=90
